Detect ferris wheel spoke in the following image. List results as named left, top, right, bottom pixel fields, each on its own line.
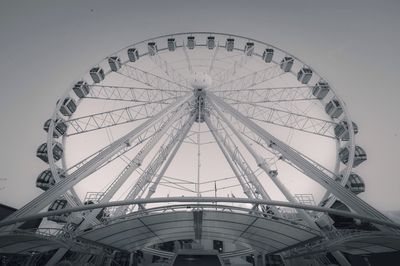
left=156, top=182, right=196, bottom=193
left=65, top=100, right=177, bottom=136
left=207, top=43, right=220, bottom=74
left=147, top=48, right=190, bottom=88
left=224, top=100, right=336, bottom=138
left=211, top=46, right=255, bottom=86
left=212, top=64, right=285, bottom=92
left=215, top=85, right=317, bottom=103
left=181, top=42, right=193, bottom=73
left=85, top=84, right=185, bottom=102
left=116, top=64, right=191, bottom=92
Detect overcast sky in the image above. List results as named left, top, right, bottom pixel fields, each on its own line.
left=0, top=0, right=399, bottom=212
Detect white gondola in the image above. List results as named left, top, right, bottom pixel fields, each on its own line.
left=59, top=97, right=77, bottom=117
left=167, top=38, right=176, bottom=51
left=346, top=173, right=365, bottom=194
left=312, top=81, right=330, bottom=99
left=207, top=36, right=215, bottom=49
left=244, top=42, right=254, bottom=56
left=334, top=121, right=359, bottom=141
left=36, top=142, right=63, bottom=163
left=108, top=56, right=121, bottom=72
left=36, top=170, right=55, bottom=191
left=325, top=99, right=343, bottom=118
left=225, top=38, right=234, bottom=51
left=297, top=67, right=313, bottom=84
left=72, top=81, right=90, bottom=98
left=127, top=48, right=139, bottom=62
left=47, top=199, right=68, bottom=223
left=147, top=42, right=157, bottom=56
left=43, top=118, right=67, bottom=138
left=36, top=169, right=65, bottom=191
left=262, top=48, right=274, bottom=63
left=89, top=67, right=105, bottom=83
left=337, top=172, right=365, bottom=195
left=339, top=145, right=367, bottom=167
left=187, top=36, right=195, bottom=49
left=280, top=57, right=294, bottom=72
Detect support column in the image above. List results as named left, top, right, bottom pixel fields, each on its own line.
left=129, top=252, right=134, bottom=266
left=256, top=253, right=263, bottom=266
left=106, top=251, right=116, bottom=266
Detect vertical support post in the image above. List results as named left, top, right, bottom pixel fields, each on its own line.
left=106, top=251, right=116, bottom=266
left=256, top=253, right=263, bottom=266
left=129, top=252, right=134, bottom=266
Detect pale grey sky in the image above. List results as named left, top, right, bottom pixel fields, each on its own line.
left=0, top=0, right=400, bottom=211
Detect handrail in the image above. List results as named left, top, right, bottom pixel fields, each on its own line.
left=1, top=197, right=400, bottom=230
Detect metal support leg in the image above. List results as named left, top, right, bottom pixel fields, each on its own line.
left=207, top=92, right=392, bottom=224
left=129, top=252, right=134, bottom=266
left=205, top=117, right=253, bottom=198
left=83, top=106, right=191, bottom=224
left=206, top=114, right=280, bottom=215
left=113, top=114, right=196, bottom=216
left=209, top=99, right=319, bottom=229
left=145, top=115, right=196, bottom=200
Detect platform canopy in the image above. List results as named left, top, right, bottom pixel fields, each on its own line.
left=78, top=209, right=321, bottom=253
left=328, top=232, right=400, bottom=255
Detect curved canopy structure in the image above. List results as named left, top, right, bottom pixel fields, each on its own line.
left=79, top=209, right=321, bottom=253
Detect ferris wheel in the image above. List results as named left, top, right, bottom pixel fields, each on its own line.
left=21, top=32, right=382, bottom=226
left=2, top=32, right=399, bottom=266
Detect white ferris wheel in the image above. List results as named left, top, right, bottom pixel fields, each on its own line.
left=2, top=32, right=397, bottom=265
left=36, top=32, right=365, bottom=212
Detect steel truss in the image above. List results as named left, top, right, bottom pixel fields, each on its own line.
left=223, top=99, right=336, bottom=138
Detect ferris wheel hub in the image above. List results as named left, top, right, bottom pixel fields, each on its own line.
left=190, top=72, right=212, bottom=90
